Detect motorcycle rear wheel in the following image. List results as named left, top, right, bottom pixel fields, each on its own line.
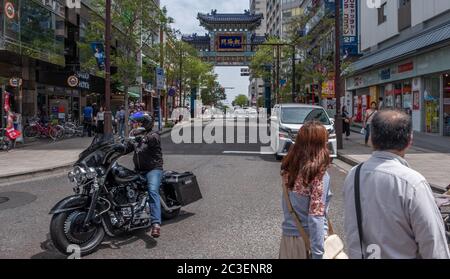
left=50, top=210, right=105, bottom=257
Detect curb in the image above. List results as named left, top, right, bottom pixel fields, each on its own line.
left=0, top=164, right=74, bottom=186
left=337, top=152, right=446, bottom=194
left=0, top=128, right=173, bottom=185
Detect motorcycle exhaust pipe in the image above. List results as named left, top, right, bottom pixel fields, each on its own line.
left=160, top=197, right=181, bottom=212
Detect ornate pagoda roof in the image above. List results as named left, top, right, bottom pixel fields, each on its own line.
left=181, top=33, right=211, bottom=45
left=198, top=10, right=263, bottom=30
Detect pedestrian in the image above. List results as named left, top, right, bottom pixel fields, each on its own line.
left=279, top=121, right=333, bottom=259
left=115, top=106, right=126, bottom=139
left=363, top=102, right=378, bottom=146
left=96, top=106, right=105, bottom=136
left=378, top=97, right=384, bottom=110
left=82, top=103, right=93, bottom=137
left=342, top=105, right=351, bottom=140
left=343, top=109, right=450, bottom=259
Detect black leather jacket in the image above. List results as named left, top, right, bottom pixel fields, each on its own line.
left=123, top=131, right=163, bottom=172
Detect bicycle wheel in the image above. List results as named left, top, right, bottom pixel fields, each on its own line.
left=24, top=125, right=38, bottom=138
left=54, top=125, right=65, bottom=140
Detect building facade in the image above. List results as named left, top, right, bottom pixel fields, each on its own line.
left=0, top=0, right=161, bottom=132
left=266, top=0, right=282, bottom=37
left=249, top=0, right=267, bottom=105
left=345, top=0, right=450, bottom=137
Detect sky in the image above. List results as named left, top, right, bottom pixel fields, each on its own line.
left=160, top=0, right=251, bottom=105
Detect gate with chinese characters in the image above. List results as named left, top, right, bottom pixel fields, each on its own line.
left=182, top=10, right=266, bottom=67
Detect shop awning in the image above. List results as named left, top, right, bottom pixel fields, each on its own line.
left=351, top=22, right=450, bottom=72
left=117, top=86, right=141, bottom=99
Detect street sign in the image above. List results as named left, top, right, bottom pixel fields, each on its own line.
left=156, top=67, right=165, bottom=90
left=240, top=68, right=250, bottom=76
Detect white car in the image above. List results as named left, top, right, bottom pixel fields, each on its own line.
left=270, top=104, right=337, bottom=160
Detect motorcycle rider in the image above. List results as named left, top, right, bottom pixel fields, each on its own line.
left=117, top=111, right=163, bottom=238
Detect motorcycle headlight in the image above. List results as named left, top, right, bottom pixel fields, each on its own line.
left=71, top=166, right=87, bottom=184
left=86, top=167, right=97, bottom=179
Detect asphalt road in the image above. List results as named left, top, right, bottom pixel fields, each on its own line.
left=0, top=125, right=350, bottom=259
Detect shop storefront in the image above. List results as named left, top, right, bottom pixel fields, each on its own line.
left=443, top=73, right=450, bottom=136
left=36, top=71, right=105, bottom=123
left=346, top=45, right=450, bottom=136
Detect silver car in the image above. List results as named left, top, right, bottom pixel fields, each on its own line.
left=270, top=104, right=337, bottom=160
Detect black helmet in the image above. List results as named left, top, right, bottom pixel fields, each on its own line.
left=130, top=111, right=154, bottom=131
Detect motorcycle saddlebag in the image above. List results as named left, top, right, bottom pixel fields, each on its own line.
left=164, top=172, right=202, bottom=206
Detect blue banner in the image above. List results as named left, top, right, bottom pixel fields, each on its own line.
left=342, top=0, right=359, bottom=56
left=217, top=35, right=244, bottom=51
left=90, top=42, right=106, bottom=70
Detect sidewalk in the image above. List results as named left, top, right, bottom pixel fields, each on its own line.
left=338, top=129, right=450, bottom=192
left=0, top=127, right=172, bottom=183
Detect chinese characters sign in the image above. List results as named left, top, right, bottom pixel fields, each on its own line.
left=216, top=35, right=244, bottom=52
left=342, top=0, right=358, bottom=56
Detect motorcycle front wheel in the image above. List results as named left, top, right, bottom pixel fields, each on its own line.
left=50, top=210, right=105, bottom=257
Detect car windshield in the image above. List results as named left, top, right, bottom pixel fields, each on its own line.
left=280, top=107, right=331, bottom=125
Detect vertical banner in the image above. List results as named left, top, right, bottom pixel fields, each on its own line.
left=342, top=0, right=358, bottom=56
left=90, top=42, right=106, bottom=71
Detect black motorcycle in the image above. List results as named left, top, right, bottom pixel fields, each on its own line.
left=49, top=137, right=202, bottom=256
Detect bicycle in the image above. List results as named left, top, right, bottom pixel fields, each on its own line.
left=23, top=119, right=64, bottom=141
left=62, top=121, right=83, bottom=138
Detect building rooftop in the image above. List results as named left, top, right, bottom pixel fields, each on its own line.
left=198, top=10, right=263, bottom=30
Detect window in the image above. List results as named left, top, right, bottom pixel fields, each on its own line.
left=378, top=3, right=387, bottom=25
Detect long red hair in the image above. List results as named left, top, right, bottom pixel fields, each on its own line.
left=281, top=121, right=331, bottom=190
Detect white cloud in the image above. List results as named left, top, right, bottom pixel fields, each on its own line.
left=161, top=0, right=251, bottom=105
left=161, top=0, right=250, bottom=34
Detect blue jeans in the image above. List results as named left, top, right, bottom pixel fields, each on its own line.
left=365, top=124, right=371, bottom=144
left=146, top=169, right=163, bottom=225
left=118, top=122, right=125, bottom=138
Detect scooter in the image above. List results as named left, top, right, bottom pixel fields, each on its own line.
left=0, top=127, right=21, bottom=151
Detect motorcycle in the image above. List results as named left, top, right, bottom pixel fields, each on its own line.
left=49, top=134, right=202, bottom=256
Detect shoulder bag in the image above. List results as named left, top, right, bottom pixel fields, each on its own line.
left=354, top=164, right=365, bottom=259
left=282, top=185, right=348, bottom=259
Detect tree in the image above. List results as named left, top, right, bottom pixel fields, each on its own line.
left=257, top=96, right=264, bottom=108
left=80, top=0, right=172, bottom=134
left=233, top=95, right=249, bottom=107
left=286, top=9, right=352, bottom=104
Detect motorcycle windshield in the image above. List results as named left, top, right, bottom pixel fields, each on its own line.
left=76, top=139, right=118, bottom=168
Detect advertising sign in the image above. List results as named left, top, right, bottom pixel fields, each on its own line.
left=5, top=2, right=15, bottom=20
left=90, top=42, right=106, bottom=71
left=156, top=67, right=165, bottom=90
left=216, top=35, right=244, bottom=52
left=342, top=0, right=358, bottom=56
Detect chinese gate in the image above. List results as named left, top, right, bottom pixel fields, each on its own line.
left=182, top=10, right=266, bottom=67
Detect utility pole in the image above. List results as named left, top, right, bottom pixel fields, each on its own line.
left=335, top=0, right=343, bottom=150
left=292, top=45, right=296, bottom=103
left=103, top=0, right=112, bottom=140
left=158, top=25, right=164, bottom=131
left=179, top=47, right=183, bottom=107
left=276, top=45, right=280, bottom=104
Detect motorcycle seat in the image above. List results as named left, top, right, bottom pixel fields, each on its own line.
left=112, top=166, right=142, bottom=183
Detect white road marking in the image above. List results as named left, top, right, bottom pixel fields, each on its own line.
left=222, top=151, right=275, bottom=155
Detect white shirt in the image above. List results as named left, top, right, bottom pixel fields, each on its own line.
left=96, top=112, right=104, bottom=121
left=343, top=151, right=450, bottom=259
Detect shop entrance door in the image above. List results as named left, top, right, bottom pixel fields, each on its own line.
left=443, top=74, right=450, bottom=136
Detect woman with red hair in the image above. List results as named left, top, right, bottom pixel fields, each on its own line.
left=279, top=121, right=332, bottom=259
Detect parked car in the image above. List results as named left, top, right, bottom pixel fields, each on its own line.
left=270, top=104, right=337, bottom=160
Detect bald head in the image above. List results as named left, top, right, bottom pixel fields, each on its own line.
left=371, top=110, right=412, bottom=152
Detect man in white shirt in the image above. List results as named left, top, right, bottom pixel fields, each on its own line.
left=343, top=110, right=450, bottom=259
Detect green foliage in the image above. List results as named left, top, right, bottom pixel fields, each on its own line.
left=233, top=95, right=249, bottom=107
left=257, top=96, right=264, bottom=108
